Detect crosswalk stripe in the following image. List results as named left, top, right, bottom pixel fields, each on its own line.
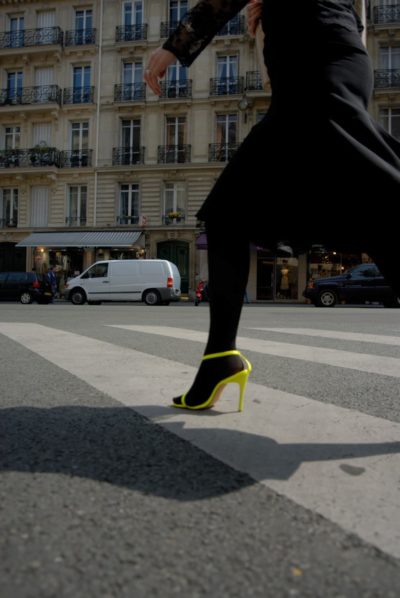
left=109, top=325, right=400, bottom=379
left=249, top=327, right=400, bottom=346
left=1, top=322, right=400, bottom=559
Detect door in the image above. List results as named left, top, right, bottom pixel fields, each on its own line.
left=71, top=122, right=89, bottom=165
left=157, top=241, right=189, bottom=293
left=79, top=262, right=110, bottom=300
left=9, top=15, right=24, bottom=48
left=73, top=66, right=91, bottom=102
left=7, top=71, right=23, bottom=103
left=121, top=119, right=141, bottom=163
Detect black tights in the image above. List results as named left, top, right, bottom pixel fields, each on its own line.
left=173, top=223, right=250, bottom=406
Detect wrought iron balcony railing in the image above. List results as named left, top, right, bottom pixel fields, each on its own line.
left=374, top=69, right=400, bottom=89
left=0, top=27, right=63, bottom=49
left=65, top=28, right=96, bottom=46
left=209, top=142, right=239, bottom=162
left=373, top=5, right=400, bottom=24
left=246, top=71, right=263, bottom=91
left=65, top=217, right=87, bottom=226
left=160, top=21, right=179, bottom=38
left=163, top=210, right=186, bottom=225
left=217, top=15, right=246, bottom=36
left=59, top=150, right=93, bottom=167
left=116, top=24, right=148, bottom=42
left=158, top=145, right=191, bottom=164
left=117, top=215, right=140, bottom=225
left=0, top=85, right=62, bottom=106
left=0, top=148, right=59, bottom=167
left=210, top=76, right=245, bottom=96
left=114, top=83, right=146, bottom=102
left=160, top=80, right=192, bottom=99
left=112, top=147, right=145, bottom=165
left=63, top=86, right=95, bottom=104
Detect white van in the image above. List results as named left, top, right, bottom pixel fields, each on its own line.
left=64, top=259, right=181, bottom=305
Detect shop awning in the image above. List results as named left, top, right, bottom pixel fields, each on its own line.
left=16, top=231, right=144, bottom=248
left=196, top=233, right=208, bottom=249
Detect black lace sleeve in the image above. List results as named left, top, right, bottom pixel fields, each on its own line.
left=162, top=0, right=249, bottom=67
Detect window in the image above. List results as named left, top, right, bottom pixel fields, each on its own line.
left=123, top=1, right=143, bottom=26
left=7, top=71, right=23, bottom=102
left=165, top=116, right=187, bottom=162
left=4, top=125, right=20, bottom=149
left=83, top=263, right=108, bottom=278
left=216, top=113, right=238, bottom=145
left=119, top=183, right=139, bottom=224
left=8, top=15, right=24, bottom=48
left=67, top=186, right=87, bottom=226
left=166, top=63, right=188, bottom=96
left=71, top=122, right=89, bottom=165
left=75, top=8, right=93, bottom=43
left=163, top=182, right=185, bottom=221
left=216, top=55, right=239, bottom=94
left=122, top=61, right=143, bottom=100
left=0, top=188, right=18, bottom=227
left=169, top=0, right=188, bottom=24
left=379, top=107, right=400, bottom=139
left=121, top=120, right=141, bottom=163
left=73, top=66, right=91, bottom=102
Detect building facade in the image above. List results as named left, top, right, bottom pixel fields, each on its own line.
left=0, top=0, right=397, bottom=300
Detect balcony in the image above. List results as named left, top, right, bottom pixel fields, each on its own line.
left=0, top=218, right=18, bottom=228
left=209, top=143, right=239, bottom=162
left=65, top=28, right=96, bottom=46
left=63, top=86, right=95, bottom=104
left=116, top=24, right=148, bottom=43
left=158, top=145, right=191, bottom=164
left=163, top=210, right=186, bottom=225
left=246, top=71, right=263, bottom=91
left=0, top=85, right=62, bottom=107
left=59, top=150, right=93, bottom=168
left=210, top=77, right=245, bottom=96
left=114, top=83, right=146, bottom=102
left=65, top=217, right=87, bottom=226
left=117, top=215, right=139, bottom=225
left=374, top=69, right=400, bottom=89
left=0, top=27, right=63, bottom=49
left=217, top=16, right=246, bottom=36
left=160, top=21, right=179, bottom=38
left=160, top=80, right=192, bottom=99
left=373, top=5, right=400, bottom=25
left=112, top=147, right=145, bottom=165
left=0, top=148, right=59, bottom=168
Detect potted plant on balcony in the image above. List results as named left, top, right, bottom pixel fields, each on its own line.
left=167, top=210, right=183, bottom=223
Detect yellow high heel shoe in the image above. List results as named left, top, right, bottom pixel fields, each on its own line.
left=172, top=350, right=252, bottom=412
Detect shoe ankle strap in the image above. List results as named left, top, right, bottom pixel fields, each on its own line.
left=202, top=350, right=241, bottom=361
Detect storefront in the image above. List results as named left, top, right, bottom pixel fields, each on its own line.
left=16, top=230, right=145, bottom=286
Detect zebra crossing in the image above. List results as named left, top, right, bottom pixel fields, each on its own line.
left=0, top=321, right=399, bottom=561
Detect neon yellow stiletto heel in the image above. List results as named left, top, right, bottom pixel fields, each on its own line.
left=172, top=350, right=252, bottom=412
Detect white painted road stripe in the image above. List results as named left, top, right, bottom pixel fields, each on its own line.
left=109, top=325, right=400, bottom=379
left=1, top=322, right=400, bottom=559
left=249, top=327, right=400, bottom=347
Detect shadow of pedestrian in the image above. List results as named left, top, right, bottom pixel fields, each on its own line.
left=1, top=406, right=399, bottom=500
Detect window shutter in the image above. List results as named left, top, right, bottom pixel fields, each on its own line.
left=30, top=186, right=49, bottom=227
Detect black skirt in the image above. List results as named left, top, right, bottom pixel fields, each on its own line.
left=197, top=18, right=400, bottom=252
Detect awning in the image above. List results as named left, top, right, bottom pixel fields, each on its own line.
left=16, top=231, right=144, bottom=248
left=196, top=233, right=208, bottom=249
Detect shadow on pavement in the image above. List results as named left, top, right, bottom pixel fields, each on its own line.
left=1, top=406, right=400, bottom=499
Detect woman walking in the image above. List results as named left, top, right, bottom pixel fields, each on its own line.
left=144, top=0, right=400, bottom=410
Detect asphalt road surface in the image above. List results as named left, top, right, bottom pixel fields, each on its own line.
left=1, top=301, right=400, bottom=597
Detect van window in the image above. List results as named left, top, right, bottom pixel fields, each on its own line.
left=82, top=263, right=109, bottom=278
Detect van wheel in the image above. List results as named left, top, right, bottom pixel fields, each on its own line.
left=316, top=289, right=337, bottom=307
left=20, top=291, right=33, bottom=305
left=143, top=290, right=161, bottom=306
left=70, top=288, right=87, bottom=305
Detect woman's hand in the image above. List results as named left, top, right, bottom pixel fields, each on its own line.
left=247, top=0, right=263, bottom=38
left=144, top=48, right=177, bottom=96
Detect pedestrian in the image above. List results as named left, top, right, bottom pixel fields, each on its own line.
left=144, top=0, right=400, bottom=411
left=47, top=265, right=57, bottom=302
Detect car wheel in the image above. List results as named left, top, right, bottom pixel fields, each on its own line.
left=20, top=291, right=33, bottom=305
left=70, top=288, right=87, bottom=305
left=143, top=290, right=161, bottom=306
left=316, top=289, right=337, bottom=307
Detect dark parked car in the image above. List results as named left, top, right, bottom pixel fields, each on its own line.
left=0, top=271, right=53, bottom=304
left=303, top=263, right=400, bottom=307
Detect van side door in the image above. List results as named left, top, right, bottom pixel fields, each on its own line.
left=80, top=262, right=110, bottom=300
